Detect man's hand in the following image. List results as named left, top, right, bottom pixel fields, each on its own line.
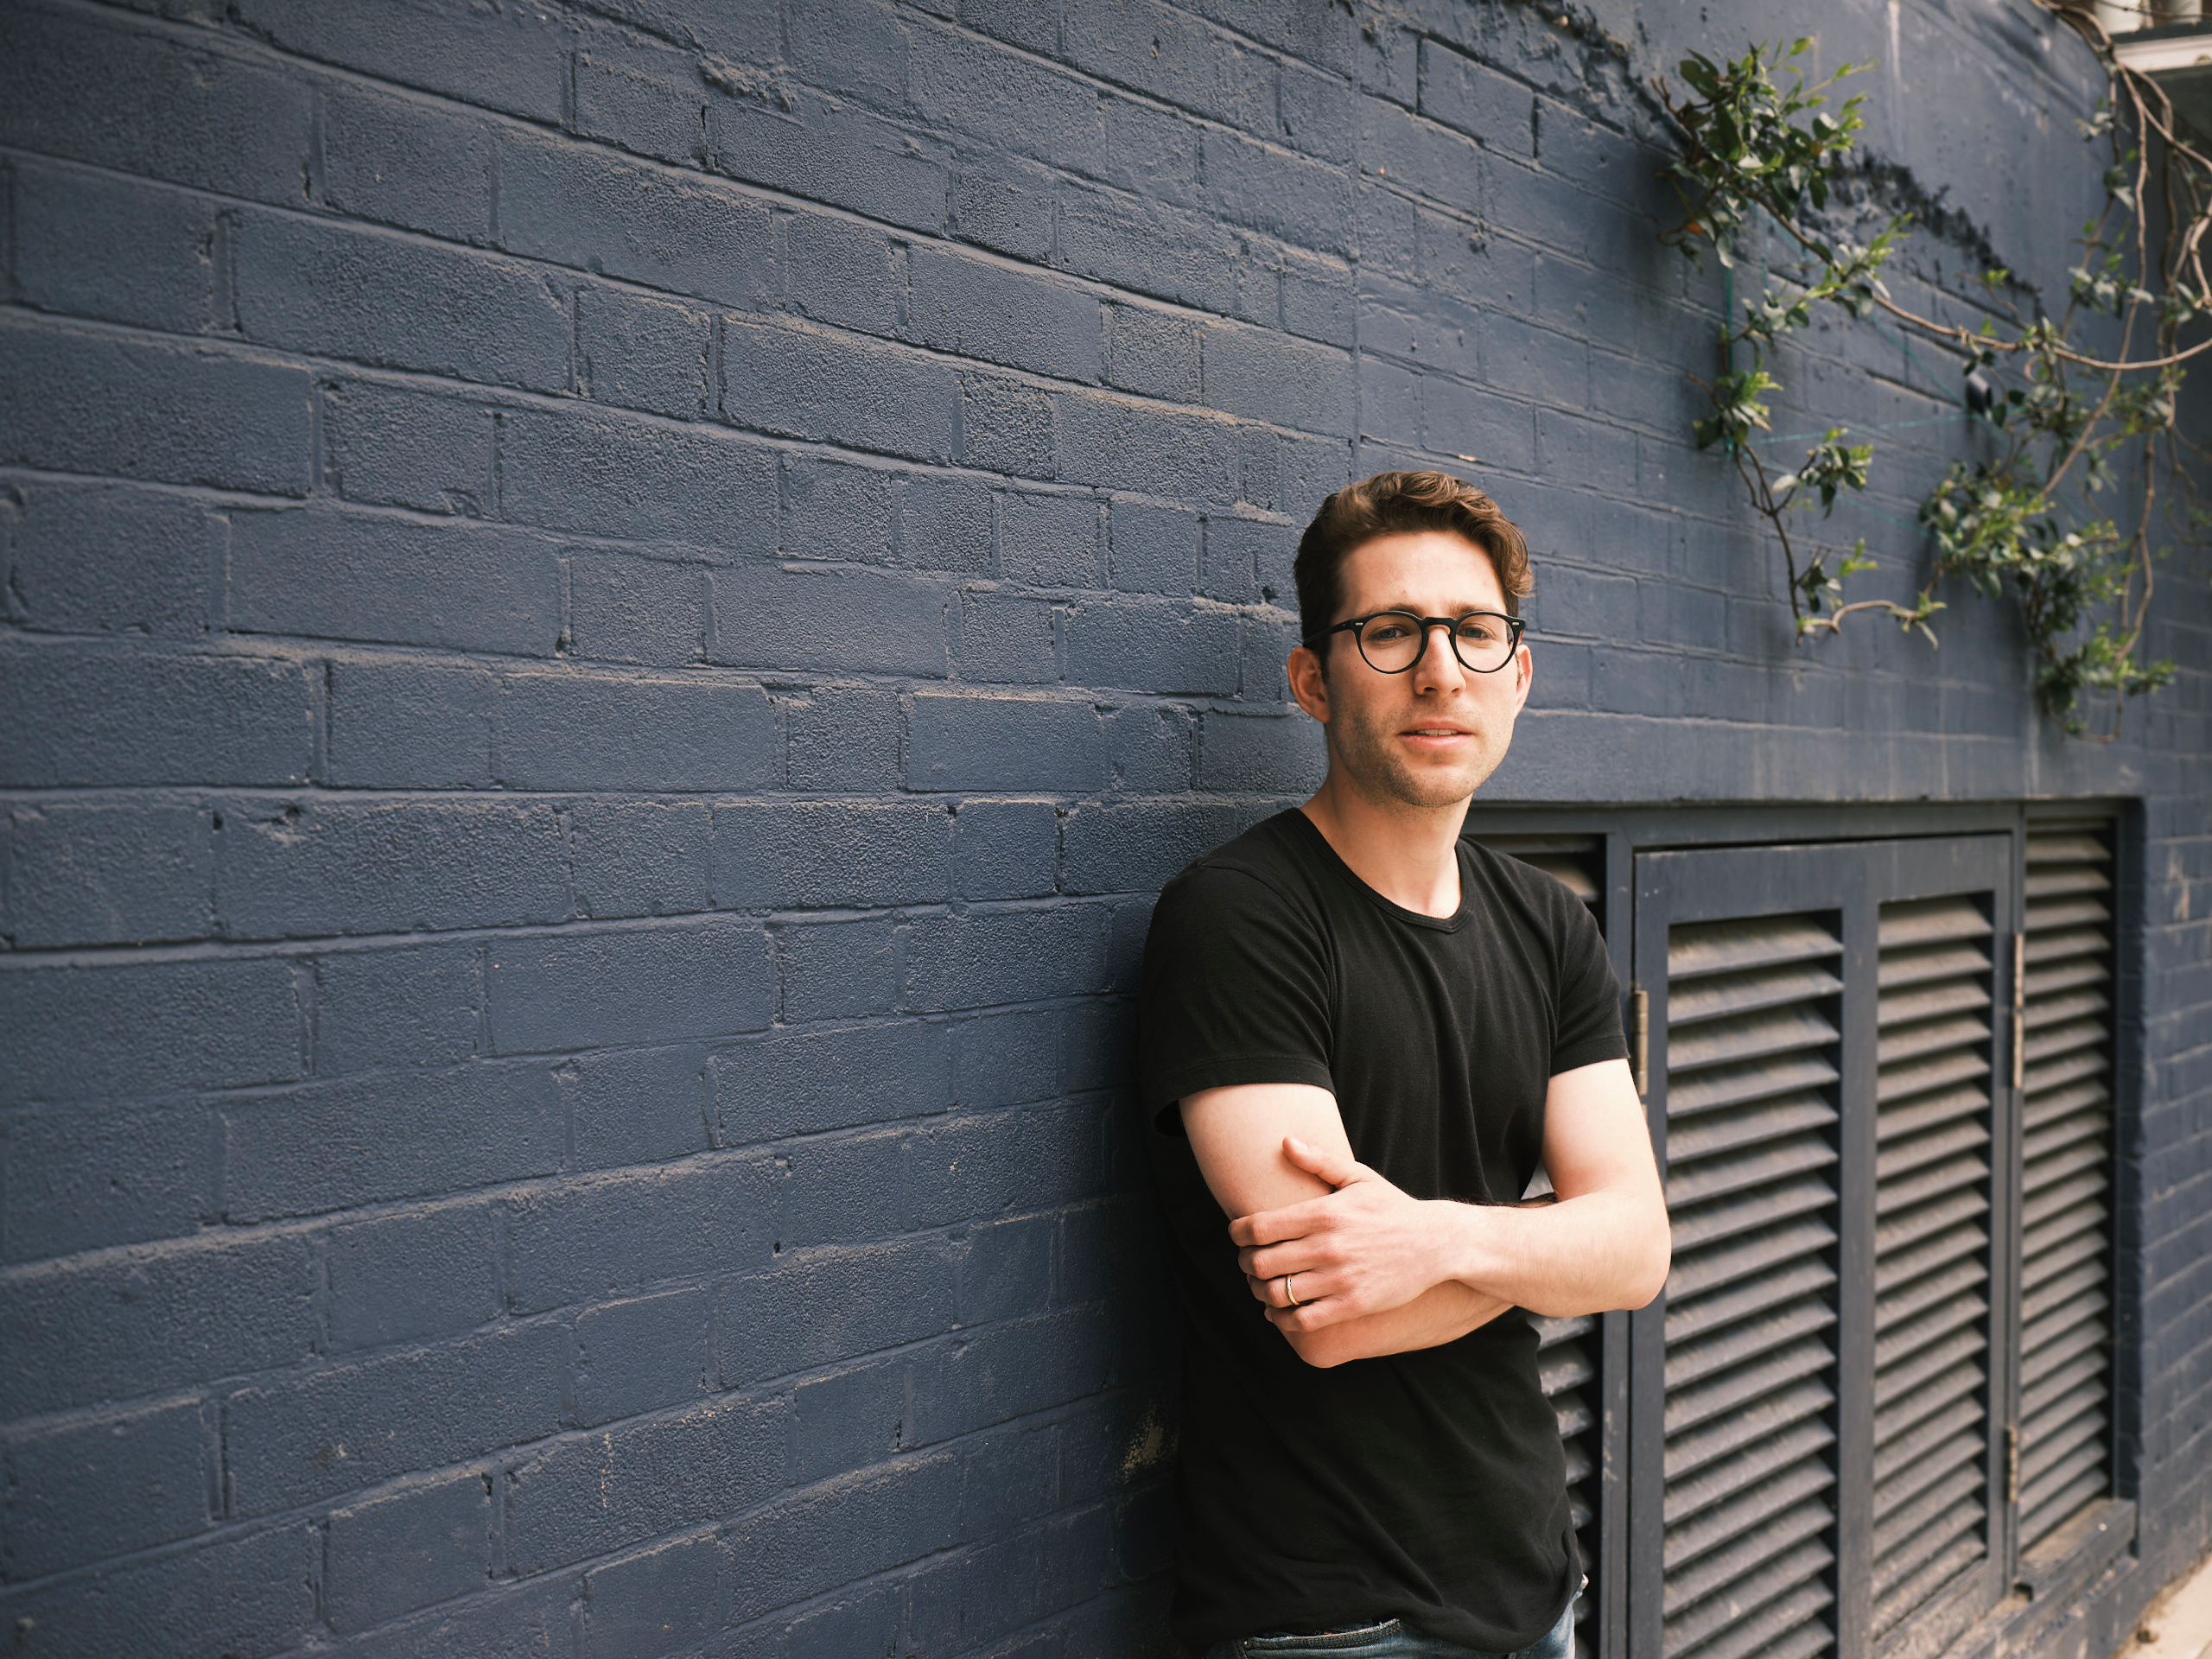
left=1230, top=1136, right=1476, bottom=1335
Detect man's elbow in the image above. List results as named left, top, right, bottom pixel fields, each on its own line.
left=1282, top=1325, right=1357, bottom=1369
left=1619, top=1213, right=1672, bottom=1310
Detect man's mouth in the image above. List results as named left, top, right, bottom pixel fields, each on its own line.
left=1401, top=726, right=1472, bottom=741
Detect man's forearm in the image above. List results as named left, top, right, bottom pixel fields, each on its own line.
left=1279, top=1278, right=1514, bottom=1368
left=1436, top=1185, right=1669, bottom=1318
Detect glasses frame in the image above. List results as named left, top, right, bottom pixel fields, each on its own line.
left=1302, top=609, right=1529, bottom=676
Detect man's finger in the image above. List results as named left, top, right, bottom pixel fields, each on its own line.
left=1227, top=1193, right=1336, bottom=1248
left=1282, top=1134, right=1364, bottom=1189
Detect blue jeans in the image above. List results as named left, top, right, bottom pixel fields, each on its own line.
left=1200, top=1592, right=1575, bottom=1659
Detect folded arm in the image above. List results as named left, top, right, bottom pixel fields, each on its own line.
left=1182, top=1059, right=1670, bottom=1368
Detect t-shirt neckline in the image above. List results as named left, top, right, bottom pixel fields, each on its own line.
left=1285, top=807, right=1471, bottom=933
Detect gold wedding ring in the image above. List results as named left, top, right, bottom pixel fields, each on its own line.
left=1284, top=1273, right=1300, bottom=1307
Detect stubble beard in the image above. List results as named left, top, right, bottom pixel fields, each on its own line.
left=1329, top=699, right=1497, bottom=810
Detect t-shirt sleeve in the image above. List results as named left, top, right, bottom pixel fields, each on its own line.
left=1135, top=863, right=1337, bottom=1131
left=1549, top=887, right=1629, bottom=1076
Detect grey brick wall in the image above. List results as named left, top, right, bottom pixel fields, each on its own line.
left=0, top=0, right=2204, bottom=1654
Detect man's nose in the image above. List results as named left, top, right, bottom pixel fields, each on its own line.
left=1413, top=621, right=1469, bottom=690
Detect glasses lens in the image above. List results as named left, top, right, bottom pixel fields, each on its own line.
left=1451, top=613, right=1515, bottom=672
left=1356, top=613, right=1426, bottom=672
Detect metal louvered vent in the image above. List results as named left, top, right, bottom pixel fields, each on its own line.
left=1869, top=897, right=1996, bottom=1637
left=1531, top=1312, right=1600, bottom=1640
left=2018, top=830, right=2117, bottom=1554
left=1660, top=913, right=1844, bottom=1659
left=1475, top=831, right=1608, bottom=1649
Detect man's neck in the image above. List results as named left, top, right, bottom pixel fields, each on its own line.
left=1298, top=772, right=1471, bottom=918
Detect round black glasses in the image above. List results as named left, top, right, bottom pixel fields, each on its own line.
left=1303, top=610, right=1528, bottom=675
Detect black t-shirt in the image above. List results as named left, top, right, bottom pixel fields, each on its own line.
left=1135, top=809, right=1626, bottom=1653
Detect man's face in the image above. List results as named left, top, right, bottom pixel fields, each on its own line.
left=1289, top=530, right=1532, bottom=810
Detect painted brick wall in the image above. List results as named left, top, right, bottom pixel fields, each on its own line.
left=0, top=0, right=2204, bottom=1655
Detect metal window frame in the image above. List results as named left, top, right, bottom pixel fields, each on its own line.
left=1464, top=798, right=2143, bottom=1659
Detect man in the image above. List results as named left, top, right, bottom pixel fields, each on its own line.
left=1135, top=471, right=1671, bottom=1658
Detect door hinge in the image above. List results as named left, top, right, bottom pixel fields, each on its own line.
left=2012, top=931, right=2028, bottom=1092
left=1630, top=983, right=1649, bottom=1098
left=2005, top=1423, right=2021, bottom=1506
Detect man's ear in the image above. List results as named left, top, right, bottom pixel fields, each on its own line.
left=1287, top=644, right=1331, bottom=723
left=1510, top=642, right=1533, bottom=713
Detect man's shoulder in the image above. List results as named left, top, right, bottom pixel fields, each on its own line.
left=1159, top=809, right=1315, bottom=908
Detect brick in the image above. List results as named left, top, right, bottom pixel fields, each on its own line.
left=1054, top=391, right=1238, bottom=502
left=314, top=941, right=481, bottom=1077
left=495, top=404, right=780, bottom=551
left=1056, top=181, right=1240, bottom=315
left=326, top=658, right=497, bottom=789
left=234, top=213, right=569, bottom=393
left=1420, top=39, right=1535, bottom=157
left=1063, top=598, right=1241, bottom=695
left=558, top=1044, right=713, bottom=1171
left=721, top=1452, right=959, bottom=1622
left=786, top=1580, right=905, bottom=1659
left=331, top=1568, right=579, bottom=1659
left=786, top=683, right=903, bottom=790
left=577, top=287, right=712, bottom=421
left=790, top=1351, right=908, bottom=1482
left=2, top=480, right=213, bottom=640
left=956, top=1211, right=1055, bottom=1327
left=574, top=1287, right=713, bottom=1427
left=1, top=1397, right=208, bottom=1580
left=568, top=552, right=710, bottom=667
left=221, top=1062, right=563, bottom=1221
left=708, top=90, right=950, bottom=234
left=912, top=26, right=1107, bottom=175
left=899, top=470, right=996, bottom=573
left=906, top=1308, right=1115, bottom=1448
left=581, top=1530, right=725, bottom=1657
left=778, top=917, right=903, bottom=1020
left=1101, top=93, right=1207, bottom=207
left=785, top=211, right=904, bottom=335
left=1001, top=490, right=1103, bottom=587
left=230, top=0, right=570, bottom=123
left=1358, top=100, right=1484, bottom=219
left=780, top=454, right=896, bottom=564
left=0, top=955, right=301, bottom=1105
left=1062, top=1, right=1273, bottom=134
left=1103, top=703, right=1194, bottom=791
left=954, top=589, right=1060, bottom=683
left=494, top=671, right=776, bottom=791
left=326, top=1469, right=493, bottom=1632
left=1202, top=321, right=1356, bottom=435
left=1197, top=708, right=1327, bottom=792
left=961, top=374, right=1059, bottom=478
left=569, top=801, right=712, bottom=920
left=908, top=248, right=1104, bottom=382
left=11, top=162, right=219, bottom=336
left=0, top=1231, right=314, bottom=1418
left=223, top=1323, right=569, bottom=1515
left=570, top=38, right=714, bottom=168
left=1059, top=800, right=1278, bottom=894
left=321, top=79, right=495, bottom=243
left=321, top=379, right=499, bottom=528
left=713, top=563, right=951, bottom=677
left=0, top=8, right=311, bottom=204
left=486, top=918, right=773, bottom=1055
left=951, top=1010, right=1060, bottom=1110
left=0, top=1523, right=313, bottom=1659
left=951, top=155, right=1060, bottom=264
left=499, top=133, right=777, bottom=307
left=228, top=508, right=563, bottom=656
left=327, top=1203, right=499, bottom=1352
left=0, top=318, right=310, bottom=497
left=953, top=799, right=1060, bottom=899
left=1202, top=129, right=1355, bottom=256
left=907, top=694, right=1106, bottom=791
left=507, top=1397, right=785, bottom=1574
left=218, top=798, right=567, bottom=939
left=1206, top=513, right=1298, bottom=606
left=711, top=1021, right=950, bottom=1142
left=722, top=319, right=961, bottom=463
left=779, top=1128, right=911, bottom=1249
left=6, top=801, right=210, bottom=949
left=1109, top=499, right=1201, bottom=594
left=1104, top=303, right=1203, bottom=402
left=505, top=1157, right=778, bottom=1313
left=902, top=904, right=1109, bottom=1011
left=714, top=800, right=952, bottom=908
left=0, top=1099, right=207, bottom=1262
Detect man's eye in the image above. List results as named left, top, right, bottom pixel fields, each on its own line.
left=1457, top=619, right=1501, bottom=644
left=1366, top=620, right=1415, bottom=642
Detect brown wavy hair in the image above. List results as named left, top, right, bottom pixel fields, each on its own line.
left=1293, top=471, right=1534, bottom=654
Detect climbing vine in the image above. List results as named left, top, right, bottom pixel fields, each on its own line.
left=1655, top=6, right=2209, bottom=735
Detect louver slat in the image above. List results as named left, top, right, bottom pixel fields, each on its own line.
left=2017, top=830, right=2116, bottom=1556
left=1867, top=895, right=1994, bottom=1641
left=1660, top=914, right=1841, bottom=1659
